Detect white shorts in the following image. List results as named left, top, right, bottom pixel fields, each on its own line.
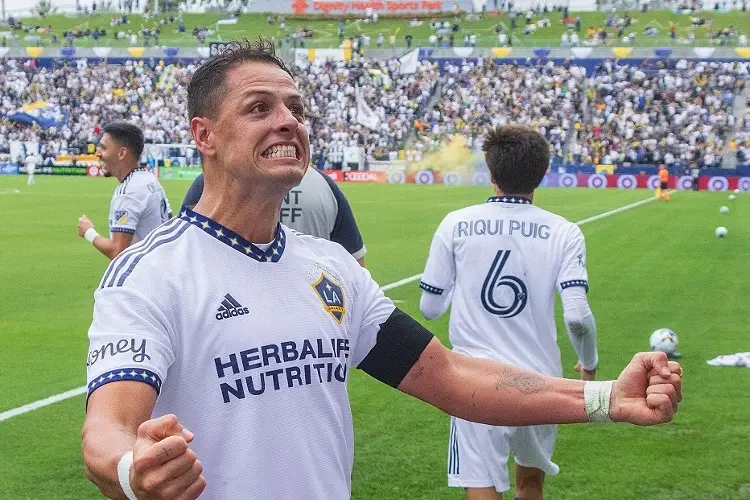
left=447, top=417, right=559, bottom=493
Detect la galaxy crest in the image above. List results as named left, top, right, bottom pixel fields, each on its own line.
left=115, top=210, right=128, bottom=225
left=312, top=273, right=345, bottom=324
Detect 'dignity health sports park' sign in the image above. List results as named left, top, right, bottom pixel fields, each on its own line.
left=247, top=0, right=482, bottom=14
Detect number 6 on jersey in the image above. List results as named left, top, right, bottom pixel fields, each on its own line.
left=480, top=250, right=528, bottom=318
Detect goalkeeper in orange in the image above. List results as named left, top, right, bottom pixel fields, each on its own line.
left=656, top=164, right=671, bottom=201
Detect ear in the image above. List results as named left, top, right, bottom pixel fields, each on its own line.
left=117, top=146, right=128, bottom=162
left=191, top=117, right=216, bottom=158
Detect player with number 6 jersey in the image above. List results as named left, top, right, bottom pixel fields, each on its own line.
left=420, top=125, right=599, bottom=500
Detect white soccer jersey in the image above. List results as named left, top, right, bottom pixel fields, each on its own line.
left=24, top=154, right=37, bottom=173
left=86, top=207, right=396, bottom=500
left=108, top=168, right=172, bottom=242
left=420, top=195, right=589, bottom=377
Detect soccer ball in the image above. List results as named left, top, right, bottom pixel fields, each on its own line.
left=734, top=188, right=741, bottom=194
left=650, top=328, right=679, bottom=356
left=720, top=206, right=729, bottom=214
left=729, top=194, right=736, bottom=201
left=715, top=226, right=728, bottom=238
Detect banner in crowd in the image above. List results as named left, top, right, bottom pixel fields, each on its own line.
left=539, top=173, right=750, bottom=191
left=355, top=84, right=381, bottom=131
left=243, top=0, right=479, bottom=14
left=0, top=163, right=19, bottom=175
left=159, top=167, right=203, bottom=180
left=326, top=170, right=750, bottom=191
left=27, top=165, right=88, bottom=175
left=7, top=101, right=69, bottom=129
left=399, top=49, right=420, bottom=74
left=86, top=165, right=107, bottom=176
left=323, top=170, right=388, bottom=183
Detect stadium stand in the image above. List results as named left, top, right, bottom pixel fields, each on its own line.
left=1, top=55, right=749, bottom=169
left=575, top=59, right=746, bottom=168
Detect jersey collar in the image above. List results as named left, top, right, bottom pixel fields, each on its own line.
left=179, top=206, right=286, bottom=263
left=487, top=195, right=532, bottom=205
left=120, top=167, right=147, bottom=183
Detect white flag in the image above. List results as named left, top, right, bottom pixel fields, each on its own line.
left=398, top=49, right=419, bottom=75
left=355, top=85, right=380, bottom=131
left=294, top=49, right=310, bottom=69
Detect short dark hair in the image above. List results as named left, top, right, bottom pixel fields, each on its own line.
left=188, top=38, right=293, bottom=121
left=102, top=121, right=144, bottom=158
left=482, top=125, right=550, bottom=194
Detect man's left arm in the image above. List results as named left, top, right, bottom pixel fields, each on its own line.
left=78, top=193, right=144, bottom=260
left=78, top=215, right=134, bottom=260
left=398, top=333, right=681, bottom=427
left=349, top=264, right=681, bottom=429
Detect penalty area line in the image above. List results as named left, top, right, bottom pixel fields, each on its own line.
left=0, top=191, right=669, bottom=423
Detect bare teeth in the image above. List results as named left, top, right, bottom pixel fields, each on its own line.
left=261, top=145, right=298, bottom=159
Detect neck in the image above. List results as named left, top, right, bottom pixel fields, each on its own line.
left=493, top=186, right=534, bottom=203
left=193, top=171, right=285, bottom=244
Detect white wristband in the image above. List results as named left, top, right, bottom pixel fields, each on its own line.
left=117, top=450, right=138, bottom=500
left=84, top=227, right=99, bottom=244
left=584, top=380, right=614, bottom=423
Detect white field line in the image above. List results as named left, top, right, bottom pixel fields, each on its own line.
left=0, top=387, right=87, bottom=422
left=0, top=192, right=666, bottom=423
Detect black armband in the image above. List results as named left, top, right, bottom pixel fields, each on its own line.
left=357, top=308, right=434, bottom=387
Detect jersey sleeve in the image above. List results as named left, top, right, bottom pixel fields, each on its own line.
left=348, top=265, right=397, bottom=367
left=86, top=286, right=175, bottom=400
left=321, top=171, right=366, bottom=259
left=419, top=215, right=456, bottom=297
left=556, top=224, right=589, bottom=293
left=347, top=262, right=434, bottom=387
left=182, top=173, right=204, bottom=209
left=110, top=192, right=147, bottom=234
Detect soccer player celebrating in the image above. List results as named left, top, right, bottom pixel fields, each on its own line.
left=420, top=125, right=599, bottom=500
left=82, top=40, right=682, bottom=500
left=77, top=122, right=173, bottom=259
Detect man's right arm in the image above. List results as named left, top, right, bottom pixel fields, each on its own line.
left=558, top=225, right=598, bottom=377
left=84, top=284, right=204, bottom=499
left=82, top=382, right=156, bottom=498
left=84, top=384, right=205, bottom=500
left=419, top=215, right=456, bottom=320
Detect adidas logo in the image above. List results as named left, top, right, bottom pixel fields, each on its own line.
left=215, top=294, right=250, bottom=321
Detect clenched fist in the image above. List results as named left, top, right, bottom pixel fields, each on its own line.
left=610, top=352, right=683, bottom=426
left=129, top=414, right=206, bottom=500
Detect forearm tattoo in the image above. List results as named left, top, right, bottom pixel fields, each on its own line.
left=494, top=369, right=548, bottom=395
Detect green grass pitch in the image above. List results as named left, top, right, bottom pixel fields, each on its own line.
left=0, top=176, right=748, bottom=499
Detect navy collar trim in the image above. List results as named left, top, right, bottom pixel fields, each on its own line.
left=487, top=195, right=532, bottom=205
left=179, top=206, right=286, bottom=263
left=121, top=167, right=147, bottom=181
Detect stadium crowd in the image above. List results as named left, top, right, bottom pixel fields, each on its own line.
left=415, top=59, right=585, bottom=161
left=0, top=56, right=439, bottom=166
left=1, top=56, right=749, bottom=168
left=0, top=57, right=198, bottom=162
left=296, top=57, right=439, bottom=168
left=732, top=106, right=750, bottom=165
left=574, top=60, right=747, bottom=168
